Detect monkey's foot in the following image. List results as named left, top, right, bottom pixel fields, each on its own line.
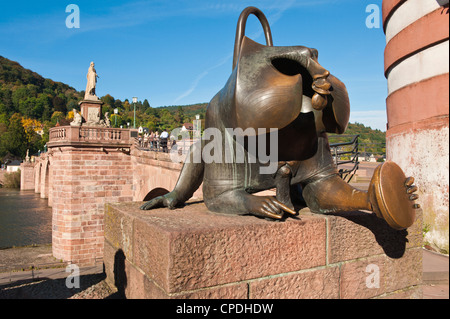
left=368, top=161, right=419, bottom=230
left=140, top=191, right=182, bottom=210
left=247, top=195, right=297, bottom=220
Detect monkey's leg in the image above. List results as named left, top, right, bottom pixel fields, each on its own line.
left=301, top=161, right=419, bottom=230
left=302, top=174, right=372, bottom=213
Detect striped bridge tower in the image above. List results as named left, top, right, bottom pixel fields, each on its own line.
left=383, top=0, right=449, bottom=252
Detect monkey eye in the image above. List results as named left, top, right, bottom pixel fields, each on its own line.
left=271, top=57, right=304, bottom=76
left=271, top=57, right=314, bottom=97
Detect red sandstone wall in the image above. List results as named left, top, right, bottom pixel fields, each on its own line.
left=383, top=0, right=449, bottom=252
left=19, top=162, right=35, bottom=190
left=0, top=170, right=6, bottom=186
left=50, top=147, right=134, bottom=265
left=130, top=149, right=202, bottom=202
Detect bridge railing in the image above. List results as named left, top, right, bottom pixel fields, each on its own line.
left=134, top=137, right=198, bottom=154
left=329, top=134, right=360, bottom=183
left=49, top=126, right=135, bottom=146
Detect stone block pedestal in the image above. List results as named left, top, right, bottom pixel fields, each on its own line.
left=20, top=162, right=35, bottom=190
left=104, top=201, right=423, bottom=299
left=79, top=99, right=103, bottom=125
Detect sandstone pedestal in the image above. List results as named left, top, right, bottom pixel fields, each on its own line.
left=104, top=202, right=423, bottom=299
left=79, top=99, right=103, bottom=125
left=20, top=161, right=35, bottom=190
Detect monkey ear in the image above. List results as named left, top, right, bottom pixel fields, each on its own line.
left=233, top=7, right=273, bottom=70
left=311, top=48, right=319, bottom=61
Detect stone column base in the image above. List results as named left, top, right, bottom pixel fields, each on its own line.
left=104, top=202, right=423, bottom=299
left=20, top=162, right=35, bottom=190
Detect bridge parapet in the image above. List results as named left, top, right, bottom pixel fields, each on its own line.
left=49, top=126, right=136, bottom=147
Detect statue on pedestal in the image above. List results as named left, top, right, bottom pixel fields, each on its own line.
left=140, top=7, right=420, bottom=231
left=79, top=61, right=105, bottom=127
left=84, top=62, right=100, bottom=101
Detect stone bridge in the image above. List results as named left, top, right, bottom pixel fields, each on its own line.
left=20, top=125, right=201, bottom=265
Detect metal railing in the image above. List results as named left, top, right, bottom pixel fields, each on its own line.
left=134, top=137, right=197, bottom=154
left=329, top=134, right=360, bottom=183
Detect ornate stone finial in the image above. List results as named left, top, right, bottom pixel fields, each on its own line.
left=84, top=61, right=100, bottom=101
left=25, top=149, right=30, bottom=162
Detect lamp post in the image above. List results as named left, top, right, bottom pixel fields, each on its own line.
left=132, top=97, right=138, bottom=129
left=114, top=108, right=118, bottom=127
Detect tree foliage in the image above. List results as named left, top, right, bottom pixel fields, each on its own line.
left=0, top=56, right=82, bottom=161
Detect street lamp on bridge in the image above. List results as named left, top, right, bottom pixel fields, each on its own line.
left=132, top=97, right=138, bottom=129
left=114, top=108, right=118, bottom=127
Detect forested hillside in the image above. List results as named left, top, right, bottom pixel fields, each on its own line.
left=0, top=56, right=83, bottom=162
left=0, top=56, right=204, bottom=162
left=0, top=55, right=385, bottom=163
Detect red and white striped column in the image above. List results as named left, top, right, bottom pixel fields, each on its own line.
left=383, top=0, right=449, bottom=252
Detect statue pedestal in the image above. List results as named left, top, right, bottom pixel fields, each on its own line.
left=79, top=99, right=103, bottom=125
left=104, top=201, right=423, bottom=299
left=20, top=161, right=35, bottom=190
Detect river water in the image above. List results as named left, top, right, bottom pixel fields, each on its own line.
left=0, top=188, right=52, bottom=248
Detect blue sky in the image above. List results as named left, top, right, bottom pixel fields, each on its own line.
left=0, top=0, right=388, bottom=130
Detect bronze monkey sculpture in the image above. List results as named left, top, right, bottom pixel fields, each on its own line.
left=141, top=7, right=419, bottom=230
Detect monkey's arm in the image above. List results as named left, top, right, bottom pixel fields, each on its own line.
left=140, top=141, right=204, bottom=210
left=321, top=74, right=350, bottom=134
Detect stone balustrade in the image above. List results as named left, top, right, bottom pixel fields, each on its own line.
left=49, top=126, right=136, bottom=147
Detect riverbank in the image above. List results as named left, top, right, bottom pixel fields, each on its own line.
left=0, top=244, right=447, bottom=299
left=0, top=245, right=115, bottom=299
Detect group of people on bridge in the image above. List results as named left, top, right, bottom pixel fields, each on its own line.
left=138, top=130, right=170, bottom=153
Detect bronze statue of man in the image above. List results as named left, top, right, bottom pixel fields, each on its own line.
left=141, top=7, right=419, bottom=230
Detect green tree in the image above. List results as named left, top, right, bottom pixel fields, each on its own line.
left=110, top=114, right=124, bottom=128
left=114, top=99, right=123, bottom=109
left=0, top=112, right=8, bottom=125
left=0, top=88, right=13, bottom=114
left=159, top=109, right=177, bottom=131
left=0, top=113, right=28, bottom=159
left=18, top=97, right=37, bottom=118
left=0, top=102, right=8, bottom=118
left=51, top=111, right=65, bottom=125
left=123, top=99, right=130, bottom=111
left=52, top=94, right=66, bottom=113
left=101, top=94, right=115, bottom=108
left=175, top=105, right=185, bottom=125
left=11, top=86, right=31, bottom=110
